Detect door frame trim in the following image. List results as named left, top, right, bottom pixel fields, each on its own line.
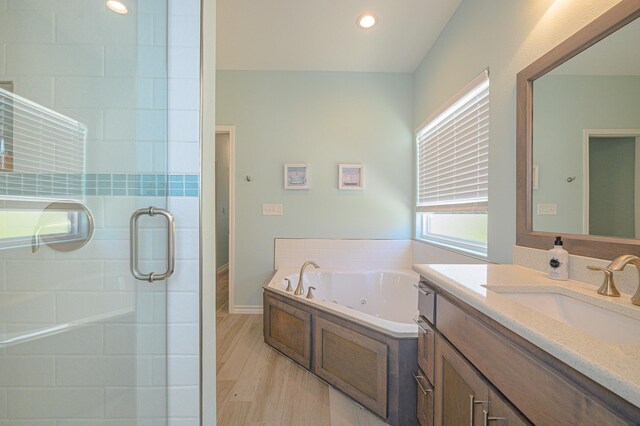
left=582, top=129, right=640, bottom=235
left=199, top=0, right=216, bottom=423
left=215, top=125, right=236, bottom=312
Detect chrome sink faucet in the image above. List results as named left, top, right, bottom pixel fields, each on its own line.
left=296, top=261, right=319, bottom=296
left=605, top=255, right=640, bottom=306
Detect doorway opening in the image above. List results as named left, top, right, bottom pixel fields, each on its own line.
left=215, top=126, right=235, bottom=315
left=583, top=129, right=640, bottom=238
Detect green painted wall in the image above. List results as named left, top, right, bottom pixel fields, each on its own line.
left=412, top=0, right=624, bottom=263
left=532, top=75, right=640, bottom=234
left=218, top=0, right=630, bottom=306
left=216, top=71, right=414, bottom=307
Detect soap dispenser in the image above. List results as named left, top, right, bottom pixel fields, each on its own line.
left=548, top=236, right=569, bottom=280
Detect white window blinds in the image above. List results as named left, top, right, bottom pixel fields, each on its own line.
left=0, top=87, right=87, bottom=201
left=417, top=71, right=489, bottom=213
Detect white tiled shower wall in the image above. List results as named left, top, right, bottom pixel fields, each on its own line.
left=0, top=0, right=201, bottom=424
left=165, top=0, right=201, bottom=423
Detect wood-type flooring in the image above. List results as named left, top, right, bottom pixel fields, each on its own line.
left=216, top=270, right=387, bottom=425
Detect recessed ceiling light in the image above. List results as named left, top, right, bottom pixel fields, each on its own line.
left=106, top=0, right=128, bottom=14
left=357, top=13, right=377, bottom=29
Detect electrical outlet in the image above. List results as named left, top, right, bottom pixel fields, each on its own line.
left=537, top=203, right=557, bottom=215
left=262, top=204, right=283, bottom=216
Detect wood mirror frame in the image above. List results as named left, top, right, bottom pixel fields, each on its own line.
left=516, top=0, right=640, bottom=260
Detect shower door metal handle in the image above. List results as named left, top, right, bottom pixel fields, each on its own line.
left=130, top=207, right=175, bottom=282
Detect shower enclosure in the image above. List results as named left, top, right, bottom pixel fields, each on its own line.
left=0, top=0, right=173, bottom=422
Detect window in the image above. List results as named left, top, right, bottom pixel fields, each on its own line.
left=0, top=86, right=90, bottom=250
left=416, top=71, right=489, bottom=257
left=0, top=82, right=14, bottom=172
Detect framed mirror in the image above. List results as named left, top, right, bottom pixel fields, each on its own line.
left=516, top=0, right=640, bottom=260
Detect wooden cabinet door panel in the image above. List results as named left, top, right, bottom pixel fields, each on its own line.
left=314, top=316, right=388, bottom=419
left=434, top=335, right=489, bottom=426
left=263, top=294, right=312, bottom=369
left=486, top=389, right=531, bottom=426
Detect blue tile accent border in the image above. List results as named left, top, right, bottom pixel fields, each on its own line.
left=0, top=174, right=199, bottom=197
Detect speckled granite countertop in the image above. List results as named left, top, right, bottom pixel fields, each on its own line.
left=412, top=263, right=640, bottom=408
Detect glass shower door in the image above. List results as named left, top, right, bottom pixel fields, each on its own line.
left=0, top=0, right=171, bottom=423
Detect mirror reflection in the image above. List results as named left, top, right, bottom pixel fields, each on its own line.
left=532, top=17, right=640, bottom=239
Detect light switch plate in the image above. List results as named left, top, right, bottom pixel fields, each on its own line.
left=262, top=204, right=283, bottom=216
left=537, top=203, right=557, bottom=215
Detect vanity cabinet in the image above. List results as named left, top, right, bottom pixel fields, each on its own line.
left=415, top=280, right=438, bottom=425
left=416, top=276, right=640, bottom=425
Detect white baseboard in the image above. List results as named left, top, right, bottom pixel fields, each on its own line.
left=230, top=305, right=263, bottom=314
left=217, top=264, right=229, bottom=274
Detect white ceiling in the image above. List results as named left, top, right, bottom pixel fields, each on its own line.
left=216, top=0, right=463, bottom=73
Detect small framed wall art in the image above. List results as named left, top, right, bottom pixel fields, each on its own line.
left=284, top=163, right=309, bottom=189
left=339, top=163, right=364, bottom=190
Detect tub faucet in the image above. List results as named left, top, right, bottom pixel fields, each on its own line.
left=307, top=286, right=316, bottom=299
left=296, top=261, right=319, bottom=296
left=605, top=255, right=640, bottom=306
left=284, top=278, right=293, bottom=292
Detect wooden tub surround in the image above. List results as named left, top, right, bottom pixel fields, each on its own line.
left=413, top=264, right=640, bottom=425
left=263, top=289, right=418, bottom=426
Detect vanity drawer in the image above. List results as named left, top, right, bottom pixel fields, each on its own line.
left=414, top=369, right=433, bottom=426
left=416, top=280, right=436, bottom=325
left=415, top=315, right=435, bottom=384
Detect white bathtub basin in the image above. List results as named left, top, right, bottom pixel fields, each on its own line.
left=494, top=291, right=640, bottom=345
left=266, top=269, right=420, bottom=338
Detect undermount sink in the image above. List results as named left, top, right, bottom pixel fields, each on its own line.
left=491, top=291, right=640, bottom=345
